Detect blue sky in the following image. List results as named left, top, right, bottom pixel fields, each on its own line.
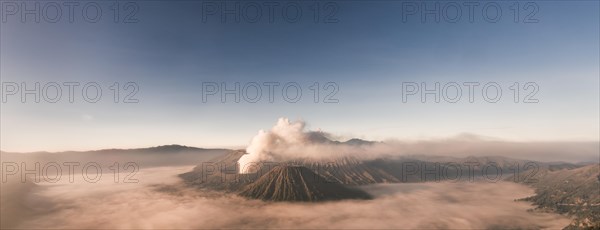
left=1, top=1, right=598, bottom=152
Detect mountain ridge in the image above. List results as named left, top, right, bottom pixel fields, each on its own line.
left=0, top=144, right=228, bottom=155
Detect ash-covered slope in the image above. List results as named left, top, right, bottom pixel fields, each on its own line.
left=511, top=164, right=600, bottom=229
left=239, top=165, right=371, bottom=202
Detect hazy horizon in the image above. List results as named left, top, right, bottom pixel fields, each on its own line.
left=2, top=118, right=598, bottom=164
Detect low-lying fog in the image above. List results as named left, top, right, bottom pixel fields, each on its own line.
left=2, top=166, right=571, bottom=229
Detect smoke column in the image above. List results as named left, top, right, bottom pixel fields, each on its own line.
left=238, top=118, right=311, bottom=173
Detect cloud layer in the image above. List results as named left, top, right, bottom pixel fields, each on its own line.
left=3, top=166, right=571, bottom=229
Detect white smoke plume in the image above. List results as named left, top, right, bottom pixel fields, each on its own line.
left=238, top=118, right=310, bottom=173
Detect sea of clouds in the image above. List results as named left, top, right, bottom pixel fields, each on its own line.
left=2, top=166, right=571, bottom=229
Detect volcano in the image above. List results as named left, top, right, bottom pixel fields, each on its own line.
left=238, top=165, right=372, bottom=202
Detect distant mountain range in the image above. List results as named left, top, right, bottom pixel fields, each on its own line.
left=1, top=144, right=220, bottom=155
left=0, top=145, right=229, bottom=168
left=307, top=132, right=377, bottom=146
